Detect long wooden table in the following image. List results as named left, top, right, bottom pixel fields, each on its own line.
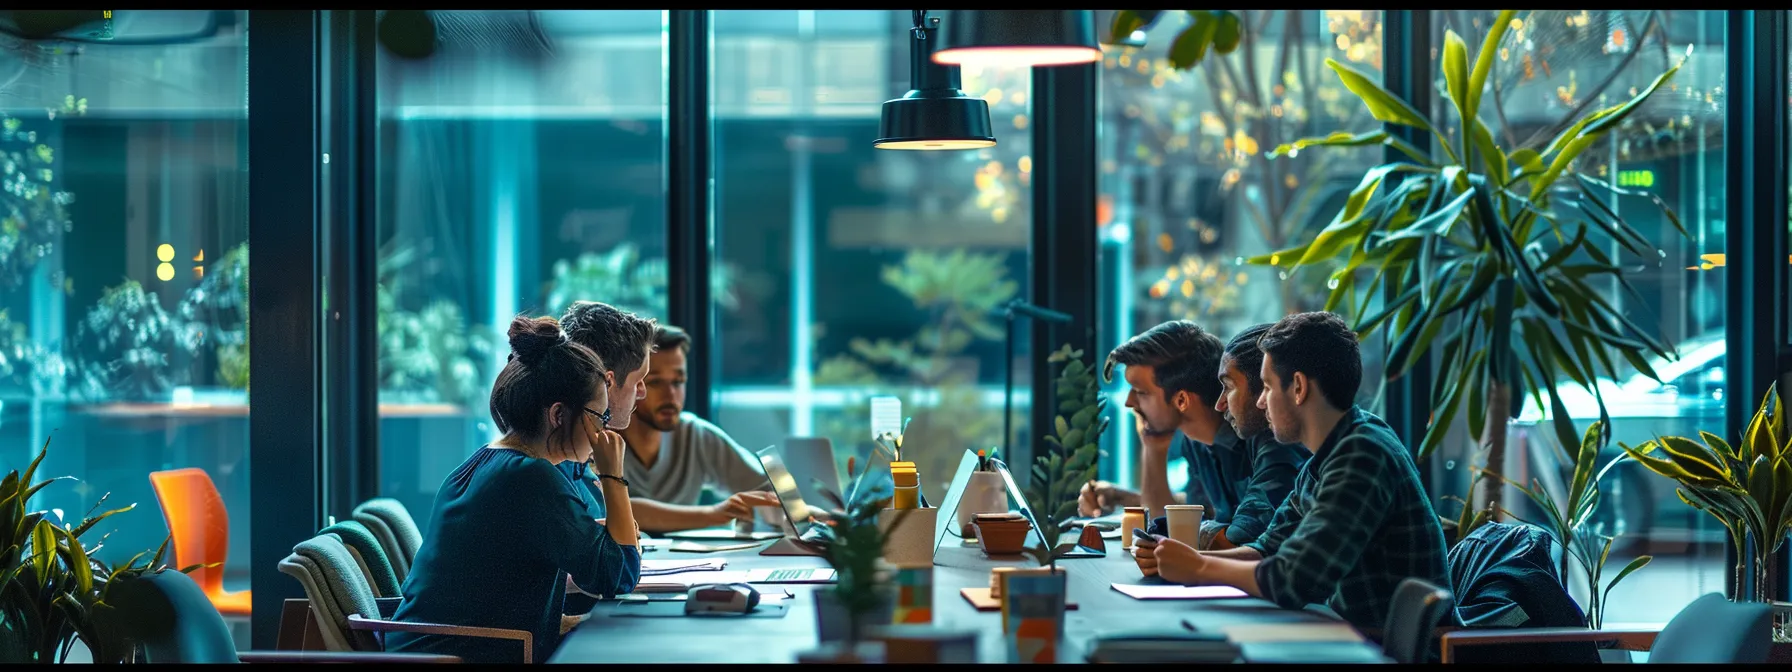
left=551, top=537, right=1390, bottom=664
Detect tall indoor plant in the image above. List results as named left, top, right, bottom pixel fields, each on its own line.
left=1245, top=10, right=1689, bottom=520
left=1, top=438, right=201, bottom=663
left=1622, top=383, right=1792, bottom=603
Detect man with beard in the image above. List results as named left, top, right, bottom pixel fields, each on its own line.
left=1079, top=321, right=1307, bottom=550
left=1130, top=311, right=1450, bottom=635
left=615, top=324, right=776, bottom=533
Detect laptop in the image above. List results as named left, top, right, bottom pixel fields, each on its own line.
left=782, top=437, right=843, bottom=502
left=755, top=445, right=829, bottom=544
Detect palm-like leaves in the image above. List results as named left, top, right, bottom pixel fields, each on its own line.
left=1021, top=345, right=1109, bottom=570
left=1, top=437, right=201, bottom=663
left=1622, top=383, right=1792, bottom=600
left=1247, top=11, right=1691, bottom=464
left=1480, top=417, right=1649, bottom=629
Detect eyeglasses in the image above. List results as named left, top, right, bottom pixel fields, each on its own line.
left=583, top=406, right=612, bottom=428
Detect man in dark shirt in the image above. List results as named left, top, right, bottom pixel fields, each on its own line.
left=1131, top=311, right=1450, bottom=633
left=1079, top=321, right=1307, bottom=550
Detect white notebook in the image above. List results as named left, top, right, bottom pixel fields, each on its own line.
left=1111, top=583, right=1249, bottom=600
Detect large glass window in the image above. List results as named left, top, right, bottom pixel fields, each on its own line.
left=1099, top=10, right=1387, bottom=488
left=375, top=10, right=667, bottom=520
left=711, top=10, right=1033, bottom=504
left=1425, top=10, right=1727, bottom=625
left=0, top=10, right=251, bottom=597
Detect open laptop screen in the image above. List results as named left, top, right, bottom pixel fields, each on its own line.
left=755, top=445, right=816, bottom=534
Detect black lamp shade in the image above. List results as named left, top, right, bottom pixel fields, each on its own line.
left=876, top=16, right=996, bottom=150
left=933, top=10, right=1101, bottom=68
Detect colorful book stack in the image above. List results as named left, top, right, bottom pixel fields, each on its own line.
left=891, top=566, right=933, bottom=624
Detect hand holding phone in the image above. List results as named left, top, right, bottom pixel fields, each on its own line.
left=1131, top=527, right=1157, bottom=547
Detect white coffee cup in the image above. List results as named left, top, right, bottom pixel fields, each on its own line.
left=1164, top=504, right=1204, bottom=547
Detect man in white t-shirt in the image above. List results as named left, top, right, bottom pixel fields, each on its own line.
left=618, top=324, right=777, bottom=533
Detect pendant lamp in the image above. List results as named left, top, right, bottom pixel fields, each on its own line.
left=874, top=10, right=996, bottom=150
left=933, top=10, right=1101, bottom=68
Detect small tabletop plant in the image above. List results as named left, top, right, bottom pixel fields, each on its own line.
left=1022, top=344, right=1108, bottom=571
left=811, top=473, right=910, bottom=649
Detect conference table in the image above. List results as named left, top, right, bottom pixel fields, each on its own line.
left=551, top=535, right=1392, bottom=664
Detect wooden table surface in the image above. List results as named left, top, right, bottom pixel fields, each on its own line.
left=551, top=537, right=1390, bottom=664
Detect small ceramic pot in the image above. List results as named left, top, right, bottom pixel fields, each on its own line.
left=973, top=518, right=1033, bottom=556
left=814, top=589, right=894, bottom=644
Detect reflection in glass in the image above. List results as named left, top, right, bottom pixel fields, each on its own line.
left=712, top=10, right=1033, bottom=505
left=375, top=10, right=667, bottom=519
left=0, top=12, right=251, bottom=596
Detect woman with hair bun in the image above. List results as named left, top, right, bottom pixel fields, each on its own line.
left=387, top=315, right=642, bottom=664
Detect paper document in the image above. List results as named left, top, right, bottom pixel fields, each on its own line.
left=870, top=396, right=903, bottom=439
left=1216, top=622, right=1365, bottom=644
left=1111, top=584, right=1249, bottom=600
left=668, top=540, right=764, bottom=553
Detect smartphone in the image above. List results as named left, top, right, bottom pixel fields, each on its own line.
left=1131, top=527, right=1156, bottom=545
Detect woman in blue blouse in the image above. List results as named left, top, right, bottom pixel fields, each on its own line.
left=388, top=315, right=642, bottom=663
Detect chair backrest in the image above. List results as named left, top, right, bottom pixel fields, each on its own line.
left=1382, top=578, right=1455, bottom=664
left=1651, top=593, right=1772, bottom=663
left=321, top=520, right=402, bottom=598
left=100, top=570, right=239, bottom=663
left=353, top=498, right=422, bottom=581
left=278, top=534, right=384, bottom=652
left=147, top=468, right=231, bottom=597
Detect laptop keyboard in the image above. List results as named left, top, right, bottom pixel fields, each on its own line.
left=762, top=569, right=814, bottom=582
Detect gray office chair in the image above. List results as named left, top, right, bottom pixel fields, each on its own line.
left=352, top=498, right=423, bottom=582
left=319, top=520, right=402, bottom=598
left=1442, top=592, right=1773, bottom=663
left=279, top=534, right=532, bottom=662
left=1382, top=578, right=1456, bottom=664
left=101, top=567, right=454, bottom=663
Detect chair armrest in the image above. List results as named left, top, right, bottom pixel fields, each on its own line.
left=346, top=614, right=533, bottom=664
left=1440, top=627, right=1659, bottom=663
left=239, top=650, right=462, bottom=664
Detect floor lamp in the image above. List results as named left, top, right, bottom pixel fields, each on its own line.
left=1002, top=298, right=1071, bottom=462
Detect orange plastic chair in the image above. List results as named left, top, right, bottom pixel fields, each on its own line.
left=149, top=468, right=251, bottom=617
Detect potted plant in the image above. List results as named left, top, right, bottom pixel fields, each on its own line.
left=999, top=345, right=1106, bottom=663
left=1241, top=10, right=1689, bottom=521
left=800, top=480, right=912, bottom=663
left=0, top=437, right=203, bottom=663
left=1621, top=382, right=1792, bottom=606
left=1021, top=345, right=1108, bottom=572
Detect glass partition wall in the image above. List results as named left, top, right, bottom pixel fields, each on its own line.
left=0, top=8, right=252, bottom=606
left=373, top=10, right=669, bottom=519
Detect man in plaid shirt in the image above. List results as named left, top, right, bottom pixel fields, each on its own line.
left=1132, top=311, right=1450, bottom=633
